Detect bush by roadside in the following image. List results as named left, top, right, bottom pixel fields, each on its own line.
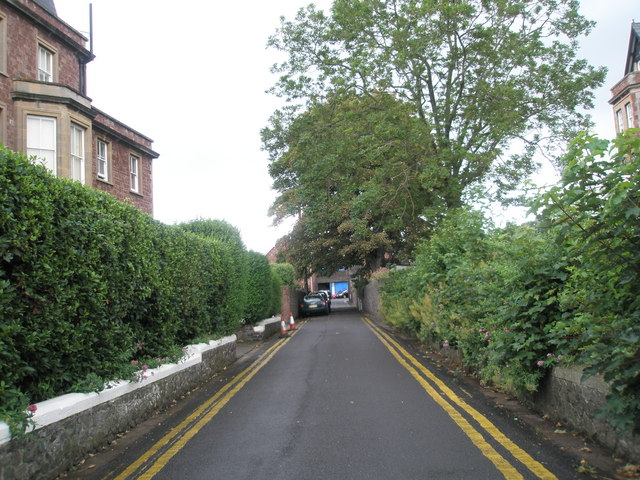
left=0, top=147, right=277, bottom=435
left=380, top=131, right=640, bottom=433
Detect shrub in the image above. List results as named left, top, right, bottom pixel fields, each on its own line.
left=0, top=147, right=246, bottom=433
left=243, top=251, right=277, bottom=322
left=380, top=208, right=569, bottom=395
left=180, top=219, right=248, bottom=333
left=270, top=263, right=296, bottom=287
left=534, top=131, right=640, bottom=432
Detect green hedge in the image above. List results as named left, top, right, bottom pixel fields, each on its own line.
left=244, top=251, right=279, bottom=322
left=380, top=132, right=640, bottom=433
left=270, top=263, right=296, bottom=287
left=0, top=147, right=278, bottom=432
left=179, top=219, right=248, bottom=333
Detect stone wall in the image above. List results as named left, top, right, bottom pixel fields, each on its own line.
left=534, top=365, right=640, bottom=463
left=236, top=317, right=282, bottom=342
left=0, top=338, right=236, bottom=480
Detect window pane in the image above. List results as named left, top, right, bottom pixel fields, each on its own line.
left=38, top=46, right=52, bottom=82
left=70, top=125, right=84, bottom=183
left=27, top=115, right=56, bottom=174
left=97, top=140, right=107, bottom=179
left=72, top=156, right=82, bottom=180
left=130, top=155, right=139, bottom=191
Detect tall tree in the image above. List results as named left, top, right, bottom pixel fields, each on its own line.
left=264, top=0, right=605, bottom=272
left=265, top=92, right=437, bottom=273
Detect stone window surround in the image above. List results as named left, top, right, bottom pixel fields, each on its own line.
left=16, top=101, right=93, bottom=182
left=36, top=38, right=58, bottom=83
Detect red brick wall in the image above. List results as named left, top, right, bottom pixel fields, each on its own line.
left=90, top=133, right=154, bottom=215
left=3, top=3, right=84, bottom=90
left=0, top=1, right=156, bottom=216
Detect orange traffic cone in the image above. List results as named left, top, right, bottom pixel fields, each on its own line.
left=279, top=318, right=289, bottom=338
left=289, top=313, right=297, bottom=330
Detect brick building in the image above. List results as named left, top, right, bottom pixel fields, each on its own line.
left=0, top=0, right=158, bottom=214
left=609, top=22, right=640, bottom=133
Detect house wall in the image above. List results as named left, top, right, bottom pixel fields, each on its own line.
left=0, top=0, right=158, bottom=215
left=610, top=71, right=640, bottom=131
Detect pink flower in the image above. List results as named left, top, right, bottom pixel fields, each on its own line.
left=557, top=355, right=564, bottom=360
left=537, top=361, right=544, bottom=367
left=27, top=404, right=37, bottom=412
left=136, top=343, right=143, bottom=351
left=443, top=340, right=450, bottom=348
left=547, top=353, right=554, bottom=357
left=142, top=365, right=148, bottom=372
left=131, top=360, right=139, bottom=365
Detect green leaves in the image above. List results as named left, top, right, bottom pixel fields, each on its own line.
left=535, top=130, right=640, bottom=433
left=0, top=147, right=275, bottom=433
left=265, top=0, right=605, bottom=278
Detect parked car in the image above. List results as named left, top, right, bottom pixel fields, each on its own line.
left=335, top=289, right=349, bottom=298
left=300, top=294, right=330, bottom=316
left=316, top=291, right=332, bottom=311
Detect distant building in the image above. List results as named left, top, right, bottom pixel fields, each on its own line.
left=310, top=269, right=352, bottom=297
left=0, top=0, right=159, bottom=214
left=609, top=22, right=640, bottom=133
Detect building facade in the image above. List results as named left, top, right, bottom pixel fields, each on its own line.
left=609, top=23, right=640, bottom=133
left=0, top=0, right=158, bottom=214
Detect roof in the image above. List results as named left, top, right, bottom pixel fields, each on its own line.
left=624, top=22, right=640, bottom=75
left=33, top=0, right=56, bottom=15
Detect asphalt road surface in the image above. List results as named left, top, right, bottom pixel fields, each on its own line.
left=65, top=300, right=587, bottom=480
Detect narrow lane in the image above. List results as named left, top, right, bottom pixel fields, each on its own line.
left=68, top=302, right=582, bottom=479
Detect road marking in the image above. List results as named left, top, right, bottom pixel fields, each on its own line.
left=363, top=317, right=558, bottom=480
left=108, top=326, right=302, bottom=480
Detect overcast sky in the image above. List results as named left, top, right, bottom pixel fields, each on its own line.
left=53, top=0, right=638, bottom=253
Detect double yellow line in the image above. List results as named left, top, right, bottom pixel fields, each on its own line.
left=107, top=327, right=301, bottom=480
left=362, top=317, right=558, bottom=480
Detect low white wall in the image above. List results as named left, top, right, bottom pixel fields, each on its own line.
left=0, top=335, right=236, bottom=446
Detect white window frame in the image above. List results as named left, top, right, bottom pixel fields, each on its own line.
left=616, top=109, right=624, bottom=133
left=97, top=139, right=109, bottom=181
left=130, top=154, right=139, bottom=193
left=625, top=102, right=634, bottom=129
left=38, top=44, right=54, bottom=82
left=27, top=115, right=57, bottom=174
left=0, top=13, right=7, bottom=76
left=70, top=124, right=85, bottom=184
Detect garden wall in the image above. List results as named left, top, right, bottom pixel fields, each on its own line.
left=0, top=336, right=237, bottom=480
left=534, top=365, right=640, bottom=463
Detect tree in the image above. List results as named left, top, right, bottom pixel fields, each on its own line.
left=264, top=0, right=605, bottom=272
left=264, top=92, right=437, bottom=273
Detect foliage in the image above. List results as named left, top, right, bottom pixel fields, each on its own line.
left=264, top=93, right=436, bottom=274
left=180, top=219, right=248, bottom=332
left=533, top=130, right=640, bottom=433
left=244, top=251, right=279, bottom=322
left=381, top=131, right=640, bottom=433
left=265, top=0, right=605, bottom=274
left=270, top=263, right=296, bottom=287
left=381, top=208, right=570, bottom=395
left=0, top=147, right=275, bottom=436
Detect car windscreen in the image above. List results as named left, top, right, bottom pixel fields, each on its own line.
left=303, top=295, right=323, bottom=303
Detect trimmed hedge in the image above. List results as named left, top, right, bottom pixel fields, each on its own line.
left=0, top=147, right=276, bottom=431
left=244, top=251, right=279, bottom=322
left=270, top=263, right=296, bottom=287
left=179, top=219, right=248, bottom=333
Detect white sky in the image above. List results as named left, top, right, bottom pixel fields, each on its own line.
left=53, top=0, right=638, bottom=253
